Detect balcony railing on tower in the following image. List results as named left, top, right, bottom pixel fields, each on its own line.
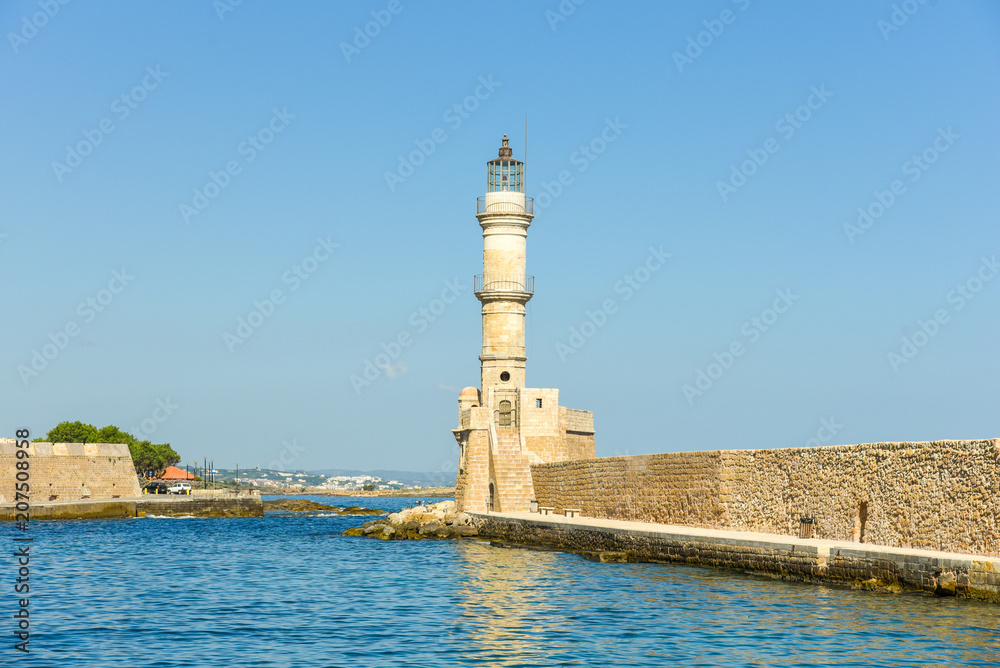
left=474, top=274, right=534, bottom=295
left=477, top=196, right=534, bottom=216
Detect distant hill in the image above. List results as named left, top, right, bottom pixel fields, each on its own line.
left=307, top=469, right=456, bottom=487
left=213, top=467, right=454, bottom=491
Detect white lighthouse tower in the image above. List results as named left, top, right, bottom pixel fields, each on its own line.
left=477, top=134, right=533, bottom=392
left=453, top=135, right=596, bottom=513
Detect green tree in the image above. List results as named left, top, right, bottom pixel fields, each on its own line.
left=153, top=442, right=180, bottom=469
left=45, top=421, right=99, bottom=444
left=39, top=420, right=180, bottom=477
left=96, top=425, right=137, bottom=446
left=130, top=441, right=180, bottom=477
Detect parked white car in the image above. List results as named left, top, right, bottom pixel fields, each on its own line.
left=167, top=482, right=192, bottom=495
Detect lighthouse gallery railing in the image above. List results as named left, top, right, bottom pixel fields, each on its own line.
left=474, top=275, right=534, bottom=294
left=477, top=197, right=534, bottom=215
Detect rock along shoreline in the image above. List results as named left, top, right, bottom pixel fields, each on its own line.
left=263, top=498, right=384, bottom=515
left=343, top=500, right=478, bottom=540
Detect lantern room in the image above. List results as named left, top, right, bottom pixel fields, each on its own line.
left=487, top=134, right=523, bottom=193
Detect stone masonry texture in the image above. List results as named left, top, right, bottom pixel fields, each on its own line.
left=0, top=439, right=142, bottom=503
left=454, top=386, right=596, bottom=513
left=531, top=439, right=1000, bottom=558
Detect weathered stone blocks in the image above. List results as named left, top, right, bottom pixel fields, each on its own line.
left=0, top=440, right=142, bottom=503
left=531, top=439, right=1000, bottom=558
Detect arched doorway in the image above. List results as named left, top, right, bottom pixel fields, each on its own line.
left=488, top=483, right=495, bottom=512
left=498, top=400, right=512, bottom=426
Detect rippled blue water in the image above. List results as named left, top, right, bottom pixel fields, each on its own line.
left=8, top=495, right=999, bottom=667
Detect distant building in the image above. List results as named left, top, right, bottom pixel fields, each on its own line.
left=159, top=465, right=195, bottom=480
left=452, top=135, right=597, bottom=513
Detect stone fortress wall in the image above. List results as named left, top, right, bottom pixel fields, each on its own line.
left=531, top=438, right=1000, bottom=558
left=0, top=439, right=142, bottom=503
left=454, top=387, right=595, bottom=513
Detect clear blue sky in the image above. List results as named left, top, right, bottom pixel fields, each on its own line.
left=2, top=1, right=998, bottom=476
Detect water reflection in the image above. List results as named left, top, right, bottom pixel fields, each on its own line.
left=454, top=542, right=565, bottom=666
left=22, top=511, right=1000, bottom=668
left=455, top=541, right=1000, bottom=667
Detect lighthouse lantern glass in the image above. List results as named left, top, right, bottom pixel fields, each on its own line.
left=488, top=160, right=523, bottom=193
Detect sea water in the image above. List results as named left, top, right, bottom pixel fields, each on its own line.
left=9, top=495, right=1000, bottom=667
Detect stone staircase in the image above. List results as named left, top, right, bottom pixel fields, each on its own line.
left=493, top=429, right=522, bottom=456
left=491, top=428, right=534, bottom=512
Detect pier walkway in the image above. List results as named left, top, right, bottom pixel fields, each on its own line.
left=1, top=489, right=262, bottom=520
left=470, top=510, right=1000, bottom=602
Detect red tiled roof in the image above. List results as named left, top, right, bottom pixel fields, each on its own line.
left=159, top=465, right=195, bottom=480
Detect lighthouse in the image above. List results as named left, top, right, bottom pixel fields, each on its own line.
left=453, top=135, right=596, bottom=513
left=477, top=134, right=533, bottom=392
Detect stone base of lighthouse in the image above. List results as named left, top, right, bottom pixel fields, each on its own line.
left=453, top=387, right=595, bottom=513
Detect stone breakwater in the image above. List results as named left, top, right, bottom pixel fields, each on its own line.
left=472, top=512, right=1000, bottom=603
left=530, top=438, right=1000, bottom=558
left=0, top=491, right=263, bottom=520
left=343, top=500, right=478, bottom=540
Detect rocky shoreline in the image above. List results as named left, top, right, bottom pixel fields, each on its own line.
left=343, top=500, right=478, bottom=540
left=263, top=498, right=383, bottom=515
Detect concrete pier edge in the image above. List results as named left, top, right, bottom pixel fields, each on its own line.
left=0, top=491, right=263, bottom=520
left=470, top=511, right=1000, bottom=603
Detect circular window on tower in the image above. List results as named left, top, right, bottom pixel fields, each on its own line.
left=500, top=371, right=510, bottom=382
